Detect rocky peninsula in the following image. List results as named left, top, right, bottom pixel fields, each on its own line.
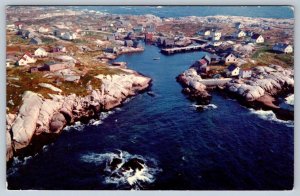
left=177, top=64, right=294, bottom=120
left=6, top=68, right=151, bottom=163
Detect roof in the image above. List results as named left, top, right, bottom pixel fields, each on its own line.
left=45, top=61, right=58, bottom=66
left=56, top=45, right=66, bottom=49
left=274, top=43, right=291, bottom=49
left=199, top=59, right=207, bottom=65
left=224, top=53, right=235, bottom=58
left=31, top=37, right=42, bottom=42
left=202, top=54, right=211, bottom=64
left=251, top=33, right=261, bottom=39
left=18, top=52, right=33, bottom=61
left=36, top=47, right=46, bottom=52
left=227, top=64, right=238, bottom=72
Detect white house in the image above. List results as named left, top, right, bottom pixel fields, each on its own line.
left=272, top=43, right=293, bottom=54
left=17, top=52, right=36, bottom=66
left=251, top=34, right=264, bottom=43
left=226, top=64, right=240, bottom=77
left=38, top=26, right=49, bottom=33
left=61, top=32, right=77, bottom=40
left=239, top=69, right=252, bottom=78
left=34, top=47, right=48, bottom=57
left=224, top=53, right=237, bottom=64
left=235, top=22, right=244, bottom=29
left=198, top=30, right=211, bottom=37
left=116, top=27, right=126, bottom=33
left=235, top=30, right=246, bottom=38
left=212, top=31, right=222, bottom=41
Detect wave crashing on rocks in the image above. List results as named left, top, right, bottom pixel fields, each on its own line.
left=80, top=150, right=161, bottom=189
left=249, top=109, right=294, bottom=127
left=192, top=103, right=218, bottom=111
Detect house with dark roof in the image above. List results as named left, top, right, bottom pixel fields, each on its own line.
left=223, top=53, right=237, bottom=64
left=202, top=54, right=211, bottom=64
left=29, top=37, right=42, bottom=45
left=226, top=64, right=240, bottom=77
left=272, top=43, right=293, bottom=54
left=235, top=22, right=244, bottom=29
left=251, top=34, right=264, bottom=43
left=23, top=30, right=36, bottom=39
left=125, top=32, right=135, bottom=40
left=104, top=47, right=118, bottom=54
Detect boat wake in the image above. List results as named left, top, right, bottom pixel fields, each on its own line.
left=80, top=150, right=161, bottom=189
left=249, top=109, right=294, bottom=127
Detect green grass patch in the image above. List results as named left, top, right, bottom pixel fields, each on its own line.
left=7, top=35, right=29, bottom=45
left=41, top=37, right=56, bottom=45
left=7, top=65, right=127, bottom=113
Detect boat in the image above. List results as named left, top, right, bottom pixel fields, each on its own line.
left=153, top=57, right=160, bottom=60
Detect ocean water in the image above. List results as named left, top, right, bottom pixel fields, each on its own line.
left=7, top=44, right=293, bottom=190
left=74, top=6, right=294, bottom=19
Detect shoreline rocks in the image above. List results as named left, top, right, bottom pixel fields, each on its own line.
left=176, top=68, right=212, bottom=105
left=6, top=69, right=151, bottom=164
left=177, top=63, right=294, bottom=121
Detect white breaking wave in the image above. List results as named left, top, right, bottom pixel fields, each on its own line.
left=7, top=156, right=33, bottom=177
left=100, top=110, right=115, bottom=120
left=249, top=109, right=294, bottom=127
left=192, top=103, right=218, bottom=110
left=80, top=150, right=161, bottom=189
left=63, top=121, right=85, bottom=132
left=64, top=110, right=116, bottom=131
left=285, top=94, right=294, bottom=106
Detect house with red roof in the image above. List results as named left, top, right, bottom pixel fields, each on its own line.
left=16, top=52, right=36, bottom=66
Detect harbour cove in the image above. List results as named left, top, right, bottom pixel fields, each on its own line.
left=7, top=44, right=293, bottom=190
left=6, top=6, right=294, bottom=190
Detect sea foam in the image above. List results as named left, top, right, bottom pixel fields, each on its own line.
left=192, top=103, right=218, bottom=110
left=249, top=109, right=294, bottom=127
left=81, top=150, right=161, bottom=189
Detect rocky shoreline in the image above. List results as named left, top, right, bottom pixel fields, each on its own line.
left=176, top=68, right=212, bottom=105
left=177, top=64, right=294, bottom=120
left=6, top=68, right=151, bottom=164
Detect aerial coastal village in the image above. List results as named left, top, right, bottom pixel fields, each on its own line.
left=6, top=6, right=294, bottom=164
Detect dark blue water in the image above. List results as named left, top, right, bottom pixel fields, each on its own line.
left=74, top=6, right=294, bottom=19
left=7, top=45, right=293, bottom=190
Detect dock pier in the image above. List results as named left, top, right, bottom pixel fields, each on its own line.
left=161, top=45, right=204, bottom=55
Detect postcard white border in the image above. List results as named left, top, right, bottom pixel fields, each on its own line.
left=0, top=1, right=299, bottom=196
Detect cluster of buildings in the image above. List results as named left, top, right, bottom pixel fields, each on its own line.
left=191, top=53, right=252, bottom=79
